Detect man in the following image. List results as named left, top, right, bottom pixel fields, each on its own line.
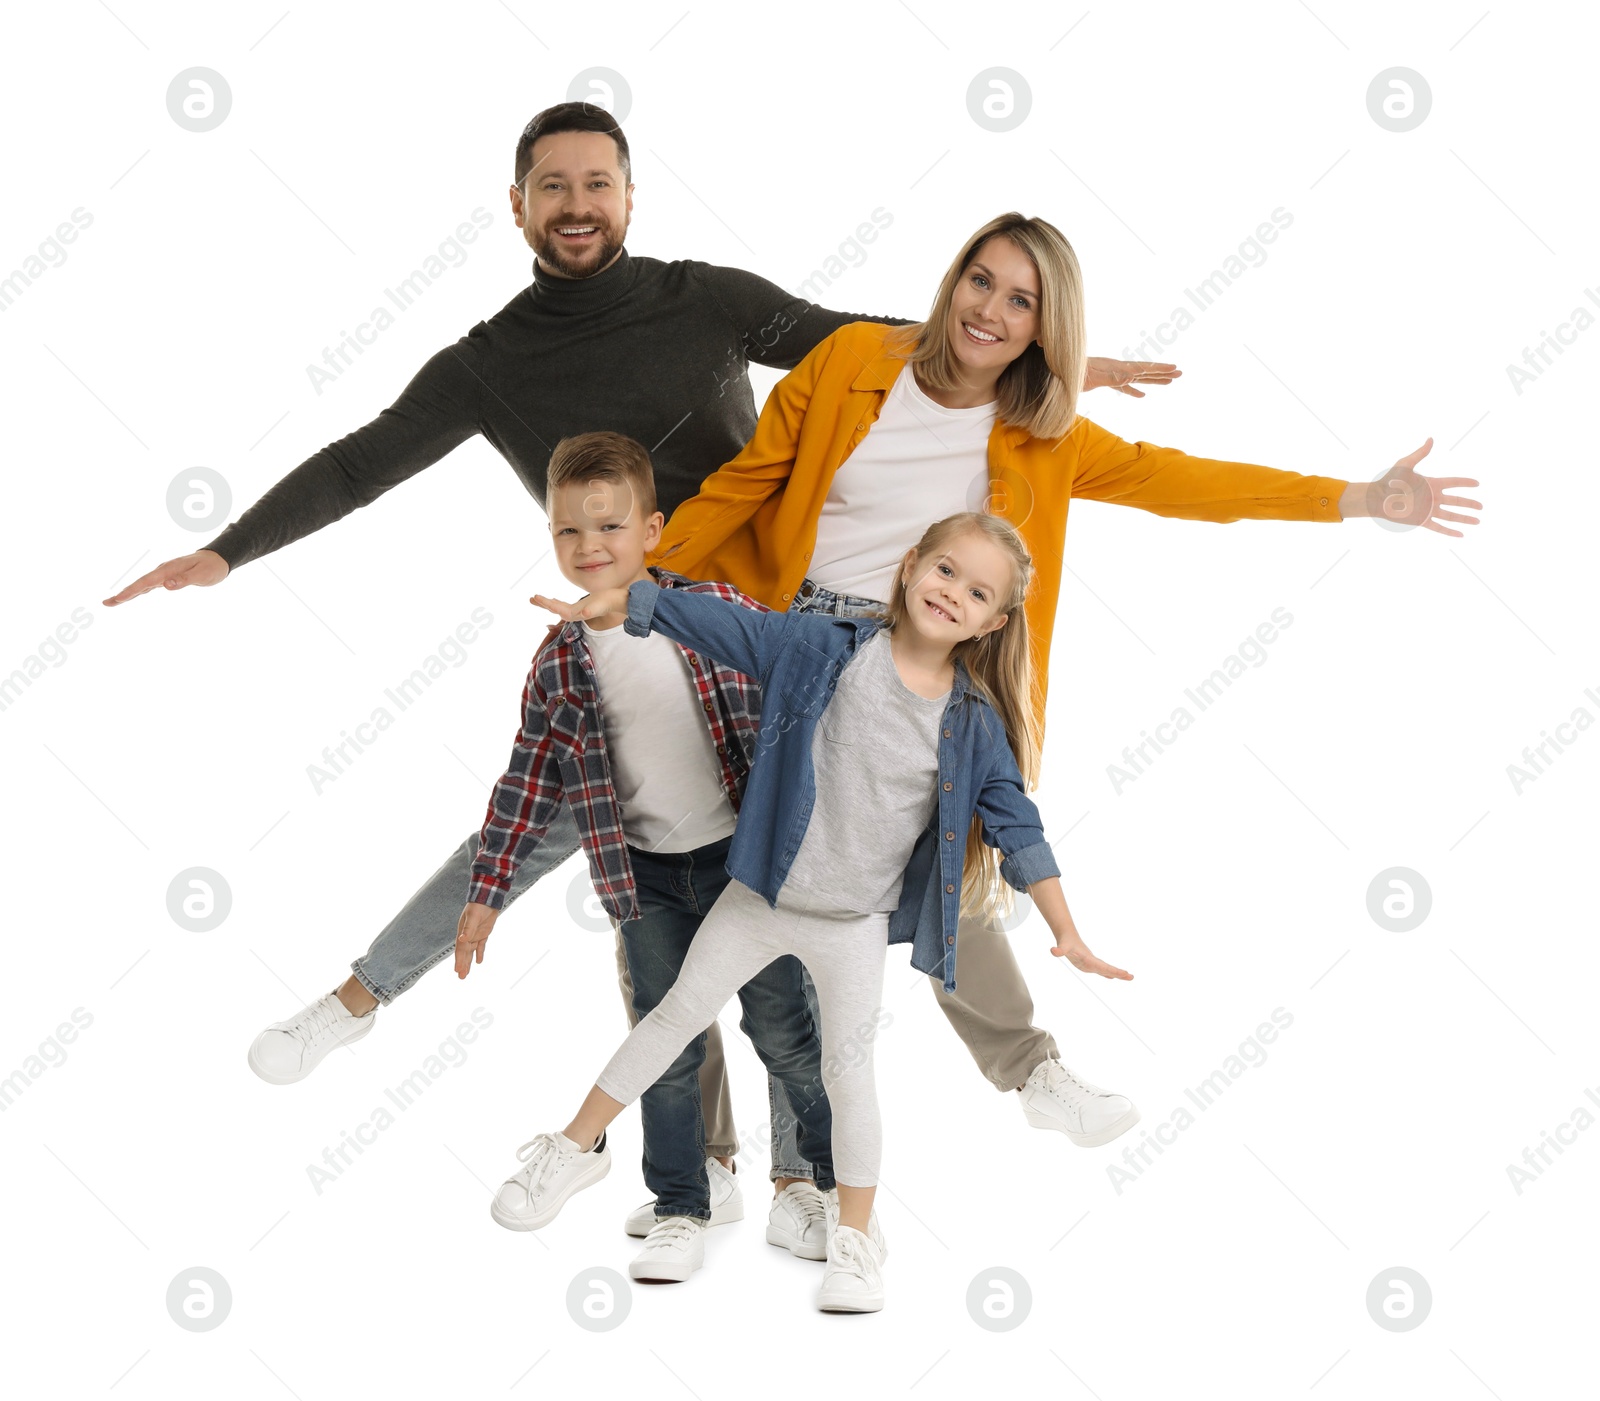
left=103, top=101, right=1175, bottom=1228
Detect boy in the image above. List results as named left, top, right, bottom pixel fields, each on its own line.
left=456, top=431, right=840, bottom=1283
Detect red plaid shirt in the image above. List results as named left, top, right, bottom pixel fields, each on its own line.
left=468, top=568, right=767, bottom=921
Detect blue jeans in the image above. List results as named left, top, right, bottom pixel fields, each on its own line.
left=351, top=801, right=584, bottom=1003
left=619, top=833, right=836, bottom=1219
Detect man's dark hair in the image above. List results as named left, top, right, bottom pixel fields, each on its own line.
left=514, top=103, right=631, bottom=189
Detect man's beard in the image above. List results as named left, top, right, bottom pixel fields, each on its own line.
left=535, top=222, right=625, bottom=278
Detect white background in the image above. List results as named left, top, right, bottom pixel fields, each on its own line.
left=2, top=1, right=1594, bottom=1396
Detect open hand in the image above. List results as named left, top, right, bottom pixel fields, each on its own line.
left=529, top=586, right=630, bottom=623
left=1361, top=438, right=1482, bottom=537
left=1084, top=357, right=1182, bottom=398
left=103, top=549, right=229, bottom=606
left=1050, top=932, right=1133, bottom=980
left=455, top=901, right=500, bottom=979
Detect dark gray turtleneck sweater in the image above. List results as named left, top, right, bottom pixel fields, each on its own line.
left=204, top=249, right=911, bottom=570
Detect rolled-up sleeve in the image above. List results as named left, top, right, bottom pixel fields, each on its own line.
left=972, top=728, right=1062, bottom=892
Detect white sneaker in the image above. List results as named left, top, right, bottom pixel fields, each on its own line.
left=823, top=1187, right=889, bottom=1263
left=765, top=1181, right=830, bottom=1261
left=628, top=1214, right=707, bottom=1282
left=248, top=989, right=375, bottom=1084
left=489, top=1131, right=610, bottom=1232
left=625, top=1156, right=744, bottom=1236
left=817, top=1224, right=885, bottom=1312
left=1018, top=1058, right=1140, bottom=1146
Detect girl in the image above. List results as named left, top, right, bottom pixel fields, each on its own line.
left=496, top=510, right=1133, bottom=1313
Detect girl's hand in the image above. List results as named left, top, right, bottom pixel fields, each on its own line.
left=455, top=902, right=500, bottom=979
left=1084, top=356, right=1182, bottom=398
left=1050, top=932, right=1133, bottom=981
left=1346, top=438, right=1483, bottom=536
left=529, top=586, right=630, bottom=622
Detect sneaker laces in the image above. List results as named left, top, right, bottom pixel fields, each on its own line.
left=285, top=995, right=344, bottom=1043
left=783, top=1183, right=828, bottom=1232
left=508, top=1134, right=574, bottom=1202
left=827, top=1225, right=874, bottom=1284
left=643, top=1215, right=701, bottom=1249
left=1040, top=1059, right=1103, bottom=1102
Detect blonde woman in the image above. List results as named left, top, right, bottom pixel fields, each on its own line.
left=643, top=211, right=1480, bottom=1202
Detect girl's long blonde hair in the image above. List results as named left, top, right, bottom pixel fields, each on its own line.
left=886, top=212, right=1087, bottom=442
left=883, top=513, right=1043, bottom=920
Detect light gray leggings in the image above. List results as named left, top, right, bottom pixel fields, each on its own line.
left=596, top=876, right=890, bottom=1187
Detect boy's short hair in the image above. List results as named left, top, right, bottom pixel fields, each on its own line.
left=545, top=432, right=659, bottom=524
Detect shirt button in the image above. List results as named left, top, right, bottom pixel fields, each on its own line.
left=1319, top=496, right=1328, bottom=506
left=704, top=700, right=713, bottom=711
left=945, top=933, right=955, bottom=945
left=945, top=883, right=955, bottom=893
left=781, top=592, right=792, bottom=601
left=942, top=781, right=953, bottom=791
left=943, top=728, right=951, bottom=738
left=945, top=831, right=955, bottom=840
left=716, top=744, right=725, bottom=754
left=686, top=652, right=695, bottom=663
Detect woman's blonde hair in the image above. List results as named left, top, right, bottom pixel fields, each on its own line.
left=883, top=512, right=1044, bottom=920
left=886, top=212, right=1087, bottom=442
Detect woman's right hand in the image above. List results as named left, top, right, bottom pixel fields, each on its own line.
left=103, top=549, right=230, bottom=606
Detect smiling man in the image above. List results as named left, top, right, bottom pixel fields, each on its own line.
left=102, top=101, right=1175, bottom=1227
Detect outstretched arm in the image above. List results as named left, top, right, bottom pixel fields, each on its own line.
left=973, top=729, right=1130, bottom=980
left=1068, top=416, right=1348, bottom=524
left=531, top=579, right=799, bottom=688
left=104, top=336, right=484, bottom=605
left=1069, top=419, right=1480, bottom=535
left=457, top=660, right=571, bottom=976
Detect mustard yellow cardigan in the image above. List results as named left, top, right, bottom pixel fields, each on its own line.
left=650, top=320, right=1349, bottom=735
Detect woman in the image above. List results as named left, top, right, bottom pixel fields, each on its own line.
left=634, top=211, right=1480, bottom=1214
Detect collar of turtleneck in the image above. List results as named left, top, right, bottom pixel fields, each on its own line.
left=529, top=245, right=635, bottom=315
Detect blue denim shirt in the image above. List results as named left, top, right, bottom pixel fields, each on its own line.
left=623, top=579, right=1061, bottom=992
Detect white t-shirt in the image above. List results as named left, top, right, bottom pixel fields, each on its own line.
left=807, top=364, right=998, bottom=603
left=580, top=618, right=737, bottom=853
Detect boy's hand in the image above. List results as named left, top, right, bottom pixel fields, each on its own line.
left=530, top=586, right=630, bottom=622
left=1050, top=932, right=1133, bottom=981
left=456, top=902, right=500, bottom=979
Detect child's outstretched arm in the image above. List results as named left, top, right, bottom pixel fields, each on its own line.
left=532, top=578, right=799, bottom=687
left=1029, top=877, right=1131, bottom=981
left=973, top=724, right=1133, bottom=982
left=456, top=661, right=571, bottom=978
